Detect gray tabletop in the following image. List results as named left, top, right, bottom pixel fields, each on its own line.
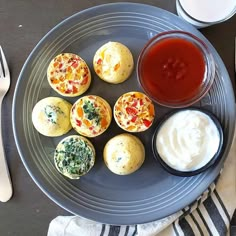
left=1, top=0, right=236, bottom=235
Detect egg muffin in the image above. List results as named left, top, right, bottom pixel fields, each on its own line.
left=47, top=53, right=91, bottom=97
left=114, top=91, right=155, bottom=132
left=103, top=133, right=145, bottom=175
left=54, top=135, right=95, bottom=179
left=32, top=97, right=72, bottom=137
left=93, top=42, right=134, bottom=84
left=70, top=95, right=112, bottom=137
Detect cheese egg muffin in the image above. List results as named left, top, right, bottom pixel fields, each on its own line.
left=70, top=95, right=112, bottom=137
left=103, top=133, right=145, bottom=175
left=93, top=42, right=134, bottom=84
left=54, top=135, right=95, bottom=179
left=47, top=53, right=91, bottom=97
left=114, top=91, right=155, bottom=132
left=32, top=97, right=72, bottom=137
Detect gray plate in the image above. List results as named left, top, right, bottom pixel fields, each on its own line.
left=12, top=3, right=235, bottom=224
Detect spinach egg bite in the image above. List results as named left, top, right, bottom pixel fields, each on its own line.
left=70, top=95, right=112, bottom=137
left=54, top=135, right=95, bottom=179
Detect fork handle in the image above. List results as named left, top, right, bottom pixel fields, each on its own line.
left=0, top=99, right=13, bottom=202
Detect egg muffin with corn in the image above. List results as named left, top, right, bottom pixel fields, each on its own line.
left=47, top=53, right=91, bottom=97
left=93, top=42, right=134, bottom=84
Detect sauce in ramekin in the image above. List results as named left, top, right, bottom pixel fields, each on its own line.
left=139, top=37, right=205, bottom=104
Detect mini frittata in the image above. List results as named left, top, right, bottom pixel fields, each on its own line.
left=54, top=135, right=95, bottom=179
left=70, top=95, right=112, bottom=137
left=47, top=53, right=91, bottom=97
left=93, top=42, right=134, bottom=84
left=103, top=133, right=145, bottom=175
left=32, top=97, right=72, bottom=137
left=114, top=92, right=155, bottom=132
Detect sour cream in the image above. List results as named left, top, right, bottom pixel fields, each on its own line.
left=155, top=110, right=221, bottom=172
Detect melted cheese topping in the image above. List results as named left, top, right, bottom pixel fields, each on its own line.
left=114, top=92, right=155, bottom=132
left=47, top=53, right=91, bottom=97
left=71, top=95, right=112, bottom=137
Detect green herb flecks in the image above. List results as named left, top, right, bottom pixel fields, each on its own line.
left=54, top=137, right=95, bottom=178
left=116, top=157, right=122, bottom=162
left=82, top=100, right=101, bottom=125
left=44, top=105, right=64, bottom=124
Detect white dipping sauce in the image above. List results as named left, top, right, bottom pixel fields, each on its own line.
left=156, top=110, right=220, bottom=172
left=179, top=0, right=236, bottom=22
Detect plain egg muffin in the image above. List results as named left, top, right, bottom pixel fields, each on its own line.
left=103, top=133, right=145, bottom=175
left=93, top=42, right=134, bottom=84
left=54, top=135, right=95, bottom=179
left=70, top=95, right=112, bottom=137
left=32, top=97, right=72, bottom=137
left=47, top=53, right=91, bottom=97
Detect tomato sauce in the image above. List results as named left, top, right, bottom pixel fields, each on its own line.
left=139, top=38, right=205, bottom=104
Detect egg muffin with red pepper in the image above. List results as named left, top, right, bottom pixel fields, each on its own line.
left=114, top=91, right=155, bottom=132
left=93, top=42, right=134, bottom=84
left=47, top=53, right=91, bottom=97
left=70, top=95, right=112, bottom=137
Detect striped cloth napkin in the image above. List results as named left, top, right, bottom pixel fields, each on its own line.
left=47, top=130, right=236, bottom=236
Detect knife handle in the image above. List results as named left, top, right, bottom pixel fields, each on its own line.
left=0, top=100, right=13, bottom=202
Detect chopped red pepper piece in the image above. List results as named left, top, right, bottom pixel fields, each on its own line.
left=71, top=62, right=78, bottom=68
left=76, top=119, right=82, bottom=127
left=65, top=89, right=72, bottom=94
left=126, top=107, right=138, bottom=116
left=81, top=76, right=88, bottom=85
left=72, top=86, right=78, bottom=93
left=143, top=119, right=152, bottom=127
left=97, top=58, right=102, bottom=65
left=131, top=116, right=138, bottom=122
left=131, top=100, right=138, bottom=107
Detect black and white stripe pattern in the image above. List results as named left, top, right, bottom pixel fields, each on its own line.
left=102, top=173, right=230, bottom=236
left=99, top=225, right=137, bottom=236
left=170, top=175, right=230, bottom=236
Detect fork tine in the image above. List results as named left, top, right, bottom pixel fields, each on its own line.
left=0, top=46, right=10, bottom=78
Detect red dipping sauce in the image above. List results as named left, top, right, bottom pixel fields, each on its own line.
left=137, top=31, right=214, bottom=108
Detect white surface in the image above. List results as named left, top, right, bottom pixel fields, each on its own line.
left=179, top=0, right=236, bottom=22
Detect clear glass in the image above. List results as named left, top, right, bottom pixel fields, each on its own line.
left=137, top=31, right=216, bottom=108
left=176, top=0, right=236, bottom=28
